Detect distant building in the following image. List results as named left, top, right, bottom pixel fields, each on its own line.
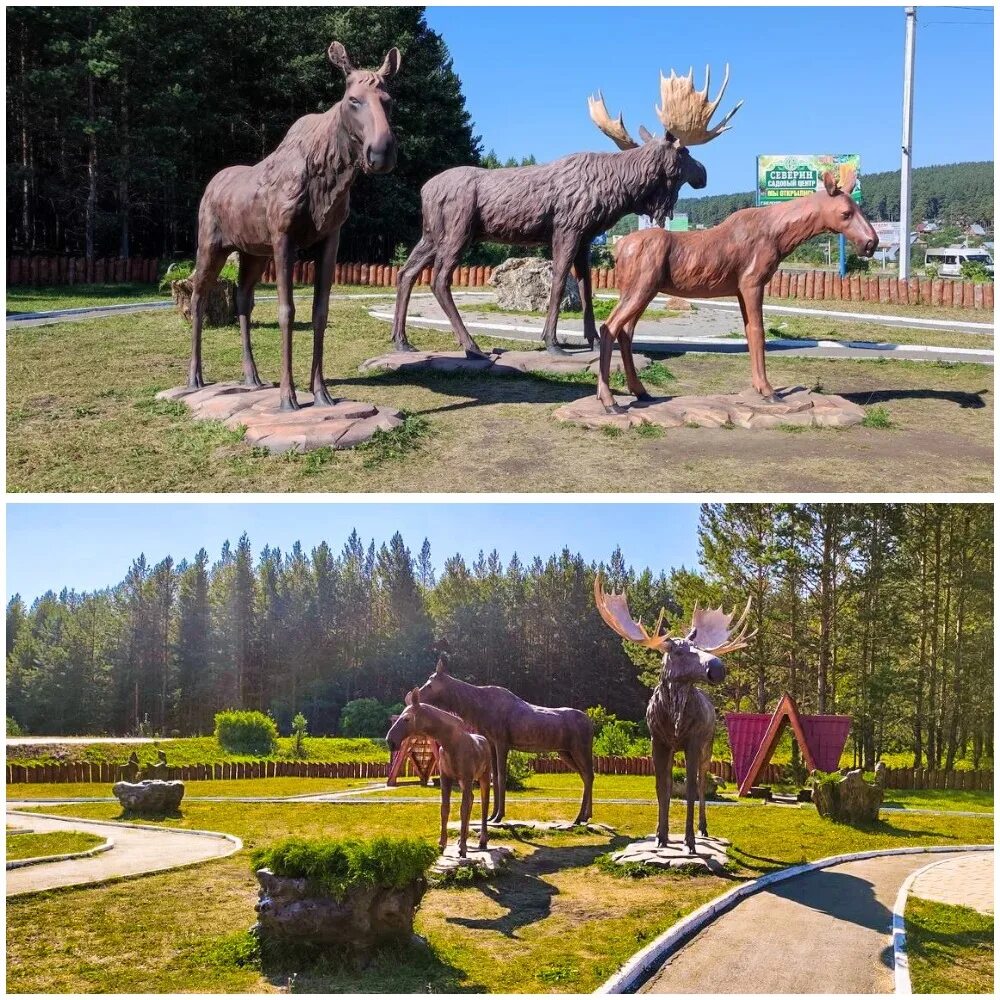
left=967, top=223, right=987, bottom=237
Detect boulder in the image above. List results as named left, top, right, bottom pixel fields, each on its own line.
left=112, top=779, right=185, bottom=813
left=874, top=761, right=887, bottom=788
left=254, top=868, right=427, bottom=959
left=813, top=769, right=883, bottom=825
left=490, top=257, right=581, bottom=312
left=171, top=277, right=237, bottom=327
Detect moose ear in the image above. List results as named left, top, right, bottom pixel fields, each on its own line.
left=435, top=653, right=448, bottom=674
left=822, top=171, right=840, bottom=197
left=410, top=687, right=420, bottom=706
left=840, top=166, right=857, bottom=196
left=378, top=47, right=402, bottom=79
left=638, top=125, right=655, bottom=144
left=328, top=41, right=355, bottom=76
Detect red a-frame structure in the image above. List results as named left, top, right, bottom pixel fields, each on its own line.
left=386, top=733, right=440, bottom=786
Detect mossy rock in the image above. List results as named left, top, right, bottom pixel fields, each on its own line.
left=171, top=277, right=237, bottom=327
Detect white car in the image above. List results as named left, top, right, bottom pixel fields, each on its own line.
left=925, top=246, right=994, bottom=277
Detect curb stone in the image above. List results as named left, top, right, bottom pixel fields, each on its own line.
left=7, top=836, right=115, bottom=870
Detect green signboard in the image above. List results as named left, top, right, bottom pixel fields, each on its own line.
left=668, top=213, right=689, bottom=232
left=756, top=154, right=862, bottom=205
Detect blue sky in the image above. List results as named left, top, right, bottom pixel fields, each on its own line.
left=424, top=5, right=995, bottom=196
left=6, top=504, right=702, bottom=604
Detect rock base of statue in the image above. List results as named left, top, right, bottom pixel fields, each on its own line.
left=112, top=779, right=185, bottom=813
left=462, top=819, right=617, bottom=836
left=360, top=347, right=650, bottom=377
left=156, top=384, right=403, bottom=454
left=170, top=278, right=237, bottom=327
left=553, top=386, right=866, bottom=431
left=813, top=769, right=883, bottom=825
left=612, top=834, right=731, bottom=873
left=432, top=843, right=514, bottom=878
left=490, top=257, right=581, bottom=312
left=253, top=868, right=427, bottom=959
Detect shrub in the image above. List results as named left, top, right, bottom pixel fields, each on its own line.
left=960, top=260, right=993, bottom=283
left=158, top=258, right=238, bottom=292
left=924, top=263, right=939, bottom=278
left=505, top=750, right=536, bottom=791
left=845, top=253, right=870, bottom=274
left=214, top=709, right=278, bottom=756
left=390, top=243, right=411, bottom=267
left=339, top=698, right=395, bottom=738
left=290, top=713, right=308, bottom=758
left=6, top=716, right=23, bottom=737
left=250, top=836, right=438, bottom=899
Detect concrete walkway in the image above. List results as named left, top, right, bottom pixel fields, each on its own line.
left=638, top=851, right=971, bottom=994
left=5, top=809, right=241, bottom=896
left=909, top=852, right=993, bottom=914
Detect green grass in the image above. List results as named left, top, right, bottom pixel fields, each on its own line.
left=6, top=777, right=383, bottom=800
left=761, top=314, right=993, bottom=352
left=881, top=788, right=993, bottom=813
left=905, top=897, right=994, bottom=993
left=6, top=797, right=991, bottom=993
left=461, top=299, right=681, bottom=323
left=6, top=735, right=389, bottom=769
left=6, top=829, right=105, bottom=861
left=6, top=283, right=162, bottom=314
left=862, top=405, right=894, bottom=429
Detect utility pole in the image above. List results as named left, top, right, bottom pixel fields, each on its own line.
left=899, top=7, right=917, bottom=278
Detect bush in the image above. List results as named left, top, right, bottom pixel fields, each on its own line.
left=250, top=836, right=438, bottom=899
left=214, top=710, right=278, bottom=756
left=158, top=258, right=238, bottom=292
left=390, top=243, right=411, bottom=267
left=7, top=716, right=23, bottom=737
left=845, top=253, right=870, bottom=274
left=290, top=713, right=308, bottom=758
left=505, top=750, right=535, bottom=791
left=961, top=260, right=993, bottom=283
left=339, top=698, right=396, bottom=738
left=924, top=263, right=939, bottom=279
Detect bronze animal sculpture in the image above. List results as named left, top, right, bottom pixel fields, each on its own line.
left=598, top=169, right=878, bottom=407
left=390, top=66, right=740, bottom=356
left=594, top=575, right=754, bottom=852
left=188, top=41, right=401, bottom=411
left=386, top=688, right=491, bottom=857
left=418, top=651, right=594, bottom=825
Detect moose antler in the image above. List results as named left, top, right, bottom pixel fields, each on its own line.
left=656, top=64, right=742, bottom=147
left=588, top=91, right=639, bottom=151
left=688, top=597, right=756, bottom=654
left=593, top=574, right=670, bottom=651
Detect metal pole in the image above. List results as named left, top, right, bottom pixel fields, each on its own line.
left=899, top=7, right=917, bottom=279
left=838, top=234, right=847, bottom=278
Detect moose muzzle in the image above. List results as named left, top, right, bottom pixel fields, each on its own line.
left=364, top=139, right=397, bottom=174
left=705, top=656, right=726, bottom=683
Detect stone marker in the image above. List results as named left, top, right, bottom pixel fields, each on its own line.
left=553, top=385, right=866, bottom=431
left=112, top=779, right=185, bottom=813
left=612, top=834, right=731, bottom=874
left=432, top=844, right=514, bottom=878
left=813, top=769, right=883, bottom=824
left=156, top=383, right=403, bottom=454
left=490, top=256, right=582, bottom=313
left=170, top=276, right=237, bottom=327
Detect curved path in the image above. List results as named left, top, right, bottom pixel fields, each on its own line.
left=5, top=809, right=241, bottom=897
left=637, top=850, right=977, bottom=994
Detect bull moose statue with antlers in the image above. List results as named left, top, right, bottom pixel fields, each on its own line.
left=594, top=575, right=754, bottom=853
left=597, top=167, right=879, bottom=408
left=187, top=41, right=402, bottom=411
left=390, top=66, right=741, bottom=357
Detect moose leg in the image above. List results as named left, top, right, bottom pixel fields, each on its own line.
left=439, top=775, right=453, bottom=851
left=543, top=235, right=579, bottom=353
left=698, top=749, right=710, bottom=838
left=431, top=244, right=487, bottom=358
left=187, top=246, right=228, bottom=388
left=273, top=236, right=299, bottom=411
left=737, top=285, right=775, bottom=398
left=309, top=232, right=339, bottom=406
left=684, top=750, right=699, bottom=853
left=391, top=237, right=436, bottom=352
left=573, top=247, right=598, bottom=349
left=596, top=326, right=618, bottom=411
left=491, top=743, right=509, bottom=823
left=619, top=326, right=652, bottom=401
left=570, top=747, right=594, bottom=824
left=459, top=781, right=474, bottom=858
left=478, top=774, right=490, bottom=849
left=236, top=254, right=267, bottom=388
left=652, top=737, right=673, bottom=847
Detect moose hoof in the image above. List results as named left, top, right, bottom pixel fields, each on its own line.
left=392, top=341, right=419, bottom=354
left=187, top=375, right=205, bottom=390
left=312, top=390, right=338, bottom=407
left=279, top=396, right=301, bottom=413
left=243, top=376, right=265, bottom=390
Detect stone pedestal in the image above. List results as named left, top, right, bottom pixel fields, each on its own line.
left=112, top=779, right=185, bottom=813
left=553, top=386, right=866, bottom=431
left=156, top=383, right=403, bottom=454
left=611, top=834, right=731, bottom=874
left=457, top=819, right=616, bottom=836
left=360, top=347, right=650, bottom=377
left=813, top=769, right=883, bottom=824
left=432, top=844, right=514, bottom=878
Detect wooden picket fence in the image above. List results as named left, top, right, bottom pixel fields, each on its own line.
left=8, top=256, right=159, bottom=286
left=7, top=756, right=992, bottom=790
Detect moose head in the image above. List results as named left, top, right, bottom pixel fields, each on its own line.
left=417, top=650, right=455, bottom=707
left=589, top=65, right=742, bottom=224
left=385, top=687, right=424, bottom=751
left=814, top=168, right=879, bottom=258
left=594, top=575, right=754, bottom=685
left=328, top=41, right=402, bottom=175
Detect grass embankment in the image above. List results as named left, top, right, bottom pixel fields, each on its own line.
left=6, top=736, right=388, bottom=769
left=7, top=297, right=992, bottom=492
left=905, top=897, right=994, bottom=993
left=6, top=829, right=105, bottom=862
left=760, top=314, right=993, bottom=352
left=6, top=795, right=991, bottom=993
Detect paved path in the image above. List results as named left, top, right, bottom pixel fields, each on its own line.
left=638, top=851, right=971, bottom=994
left=909, top=852, right=993, bottom=914
left=5, top=809, right=240, bottom=896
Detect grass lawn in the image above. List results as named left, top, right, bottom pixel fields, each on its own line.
left=759, top=294, right=991, bottom=324
left=6, top=283, right=163, bottom=314
left=882, top=788, right=993, bottom=813
left=6, top=795, right=992, bottom=993
left=7, top=735, right=388, bottom=769
left=458, top=299, right=682, bottom=323
left=6, top=829, right=106, bottom=861
left=6, top=777, right=382, bottom=801
left=760, top=313, right=994, bottom=351
left=905, top=896, right=994, bottom=993
left=7, top=298, right=992, bottom=492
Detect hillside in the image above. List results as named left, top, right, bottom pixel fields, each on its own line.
left=673, top=161, right=994, bottom=228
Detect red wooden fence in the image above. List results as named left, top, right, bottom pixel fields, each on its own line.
left=8, top=256, right=159, bottom=286
left=6, top=757, right=992, bottom=790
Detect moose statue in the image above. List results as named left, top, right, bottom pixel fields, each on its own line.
left=390, top=65, right=741, bottom=357
left=187, top=41, right=402, bottom=411
left=594, top=575, right=754, bottom=853
left=597, top=166, right=879, bottom=408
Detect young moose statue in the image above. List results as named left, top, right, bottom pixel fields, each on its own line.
left=594, top=575, right=754, bottom=853
left=188, top=41, right=401, bottom=411
left=386, top=688, right=492, bottom=858
left=597, top=168, right=878, bottom=408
